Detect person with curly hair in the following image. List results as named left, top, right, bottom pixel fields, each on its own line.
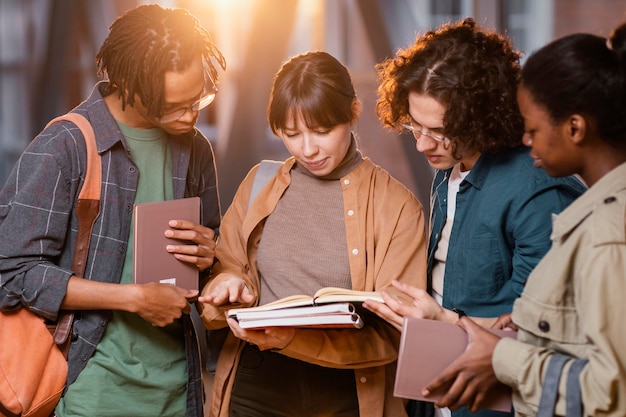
left=0, top=4, right=225, bottom=417
left=364, top=18, right=585, bottom=417
left=420, top=20, right=626, bottom=417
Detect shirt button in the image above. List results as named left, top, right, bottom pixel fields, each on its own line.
left=352, top=248, right=359, bottom=255
left=538, top=320, right=550, bottom=332
left=347, top=210, right=354, bottom=216
left=126, top=204, right=132, bottom=212
left=343, top=179, right=350, bottom=185
left=360, top=377, right=367, bottom=383
left=129, top=166, right=136, bottom=173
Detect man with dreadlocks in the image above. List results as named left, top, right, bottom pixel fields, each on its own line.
left=0, top=4, right=226, bottom=417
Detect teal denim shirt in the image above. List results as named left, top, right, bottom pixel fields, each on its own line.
left=428, top=146, right=586, bottom=319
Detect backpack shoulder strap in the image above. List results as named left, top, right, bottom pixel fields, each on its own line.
left=45, top=112, right=101, bottom=201
left=249, top=160, right=281, bottom=206
left=44, top=112, right=102, bottom=350
left=45, top=112, right=101, bottom=278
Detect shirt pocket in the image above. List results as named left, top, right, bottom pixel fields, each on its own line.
left=457, top=237, right=506, bottom=297
left=514, top=295, right=586, bottom=346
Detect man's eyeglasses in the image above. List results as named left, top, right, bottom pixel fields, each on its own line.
left=401, top=121, right=451, bottom=148
left=158, top=66, right=218, bottom=124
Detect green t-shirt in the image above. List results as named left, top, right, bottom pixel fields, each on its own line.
left=57, top=123, right=187, bottom=417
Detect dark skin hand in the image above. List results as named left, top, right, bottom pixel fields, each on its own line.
left=165, top=219, right=217, bottom=272
left=62, top=277, right=198, bottom=327
left=61, top=219, right=215, bottom=327
left=422, top=316, right=503, bottom=412
left=490, top=313, right=518, bottom=331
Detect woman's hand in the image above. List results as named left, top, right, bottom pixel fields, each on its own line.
left=198, top=274, right=255, bottom=306
left=490, top=313, right=518, bottom=331
left=422, top=317, right=503, bottom=412
left=226, top=316, right=295, bottom=351
left=165, top=219, right=217, bottom=272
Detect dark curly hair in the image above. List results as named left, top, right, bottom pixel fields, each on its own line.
left=521, top=22, right=626, bottom=149
left=96, top=4, right=226, bottom=119
left=376, top=18, right=524, bottom=155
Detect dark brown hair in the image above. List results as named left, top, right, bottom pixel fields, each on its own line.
left=96, top=4, right=226, bottom=119
left=521, top=22, right=626, bottom=148
left=268, top=51, right=356, bottom=134
left=376, top=18, right=523, bottom=154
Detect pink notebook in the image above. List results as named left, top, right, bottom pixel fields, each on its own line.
left=133, top=197, right=200, bottom=290
left=394, top=317, right=515, bottom=412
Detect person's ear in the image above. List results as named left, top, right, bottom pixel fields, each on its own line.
left=351, top=99, right=363, bottom=124
left=568, top=115, right=586, bottom=145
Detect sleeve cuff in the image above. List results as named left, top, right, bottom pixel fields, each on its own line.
left=493, top=336, right=529, bottom=387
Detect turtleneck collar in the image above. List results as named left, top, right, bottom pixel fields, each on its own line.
left=294, top=134, right=363, bottom=180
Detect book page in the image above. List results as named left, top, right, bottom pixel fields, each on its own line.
left=313, top=286, right=412, bottom=305
left=234, top=302, right=356, bottom=321
left=227, top=294, right=314, bottom=317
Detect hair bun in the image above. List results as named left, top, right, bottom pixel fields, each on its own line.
left=608, top=22, right=626, bottom=61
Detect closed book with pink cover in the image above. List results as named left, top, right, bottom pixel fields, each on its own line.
left=133, top=197, right=200, bottom=290
left=394, top=317, right=515, bottom=412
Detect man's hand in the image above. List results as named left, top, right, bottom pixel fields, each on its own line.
left=165, top=220, right=216, bottom=271
left=362, top=280, right=449, bottom=331
left=132, top=283, right=198, bottom=327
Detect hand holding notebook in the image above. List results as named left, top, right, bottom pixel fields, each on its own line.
left=394, top=317, right=516, bottom=412
left=133, top=197, right=200, bottom=290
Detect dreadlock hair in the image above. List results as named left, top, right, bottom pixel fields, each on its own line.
left=96, top=4, right=226, bottom=119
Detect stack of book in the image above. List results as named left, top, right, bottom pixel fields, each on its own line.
left=227, top=287, right=403, bottom=329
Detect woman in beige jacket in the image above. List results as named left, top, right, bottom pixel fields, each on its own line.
left=198, top=51, right=427, bottom=417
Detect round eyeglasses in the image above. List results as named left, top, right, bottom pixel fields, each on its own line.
left=401, top=121, right=451, bottom=148
left=158, top=66, right=218, bottom=124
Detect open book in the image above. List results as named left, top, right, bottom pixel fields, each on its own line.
left=227, top=287, right=404, bottom=330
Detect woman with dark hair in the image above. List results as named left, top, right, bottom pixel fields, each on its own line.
left=420, top=21, right=626, bottom=417
left=366, top=18, right=585, bottom=417
left=198, top=51, right=427, bottom=417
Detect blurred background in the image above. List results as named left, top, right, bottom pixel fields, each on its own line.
left=1, top=0, right=625, bottom=212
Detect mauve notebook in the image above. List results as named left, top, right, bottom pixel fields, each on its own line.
left=133, top=197, right=200, bottom=290
left=394, top=317, right=515, bottom=412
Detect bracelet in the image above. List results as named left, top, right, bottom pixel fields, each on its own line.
left=451, top=308, right=466, bottom=318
